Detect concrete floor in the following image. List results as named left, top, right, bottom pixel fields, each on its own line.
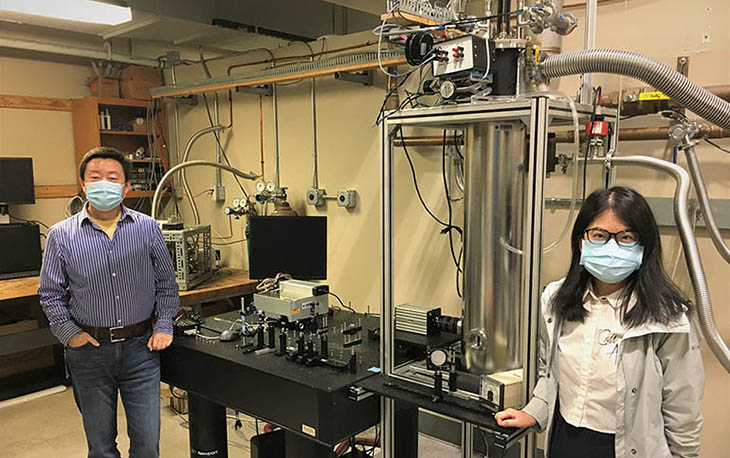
left=0, top=388, right=461, bottom=458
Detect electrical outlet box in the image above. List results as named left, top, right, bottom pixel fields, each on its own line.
left=336, top=190, right=357, bottom=209
left=214, top=184, right=226, bottom=202
left=432, top=35, right=488, bottom=77
left=306, top=188, right=326, bottom=206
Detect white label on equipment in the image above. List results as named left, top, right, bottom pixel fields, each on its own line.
left=302, top=424, right=317, bottom=437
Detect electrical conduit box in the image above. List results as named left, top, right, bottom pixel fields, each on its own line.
left=480, top=368, right=523, bottom=412
left=254, top=280, right=329, bottom=322
left=432, top=35, right=488, bottom=78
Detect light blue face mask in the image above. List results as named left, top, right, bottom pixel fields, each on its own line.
left=85, top=180, right=124, bottom=212
left=580, top=239, right=644, bottom=284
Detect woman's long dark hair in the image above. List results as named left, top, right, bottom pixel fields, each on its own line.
left=551, top=186, right=690, bottom=327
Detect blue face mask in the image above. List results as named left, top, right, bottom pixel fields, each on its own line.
left=580, top=239, right=644, bottom=284
left=85, top=180, right=124, bottom=212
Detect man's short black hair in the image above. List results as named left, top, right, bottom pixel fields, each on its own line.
left=79, top=147, right=132, bottom=182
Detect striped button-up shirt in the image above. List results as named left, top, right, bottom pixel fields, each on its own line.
left=38, top=205, right=179, bottom=345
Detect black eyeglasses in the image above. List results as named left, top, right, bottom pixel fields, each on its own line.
left=583, top=227, right=640, bottom=247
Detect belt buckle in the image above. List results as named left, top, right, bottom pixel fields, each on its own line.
left=109, top=325, right=126, bottom=343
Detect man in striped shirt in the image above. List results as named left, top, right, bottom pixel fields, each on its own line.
left=39, top=147, right=179, bottom=458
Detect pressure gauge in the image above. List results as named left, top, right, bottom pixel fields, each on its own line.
left=232, top=198, right=240, bottom=208
left=266, top=181, right=276, bottom=192
left=429, top=349, right=448, bottom=368
left=439, top=80, right=457, bottom=100
left=256, top=181, right=266, bottom=192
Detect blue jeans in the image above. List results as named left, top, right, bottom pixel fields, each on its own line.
left=65, top=331, right=161, bottom=458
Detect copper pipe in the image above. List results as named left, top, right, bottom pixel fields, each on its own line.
left=259, top=94, right=265, bottom=177
left=553, top=125, right=730, bottom=143
left=393, top=134, right=464, bottom=147
left=601, top=84, right=730, bottom=108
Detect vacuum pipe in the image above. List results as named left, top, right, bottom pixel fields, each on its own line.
left=540, top=49, right=730, bottom=130
left=153, top=161, right=257, bottom=221
left=579, top=0, right=598, bottom=104
left=180, top=125, right=225, bottom=224
left=684, top=145, right=730, bottom=264
left=587, top=155, right=730, bottom=373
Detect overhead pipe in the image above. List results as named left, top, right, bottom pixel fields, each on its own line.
left=180, top=125, right=226, bottom=224
left=153, top=161, right=257, bottom=221
left=553, top=125, right=730, bottom=143
left=600, top=84, right=730, bottom=108
left=540, top=49, right=730, bottom=130
left=0, top=37, right=159, bottom=66
left=586, top=155, right=730, bottom=373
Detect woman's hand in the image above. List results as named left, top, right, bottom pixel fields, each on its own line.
left=495, top=409, right=537, bottom=428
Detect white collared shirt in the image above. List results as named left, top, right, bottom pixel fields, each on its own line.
left=557, top=287, right=627, bottom=434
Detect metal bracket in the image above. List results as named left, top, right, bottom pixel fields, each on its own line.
left=334, top=70, right=373, bottom=86
left=236, top=85, right=273, bottom=97
left=163, top=95, right=198, bottom=106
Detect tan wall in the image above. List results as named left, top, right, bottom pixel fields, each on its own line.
left=0, top=55, right=89, bottom=230
left=1, top=0, right=728, bottom=454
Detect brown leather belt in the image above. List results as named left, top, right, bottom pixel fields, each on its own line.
left=78, top=318, right=152, bottom=343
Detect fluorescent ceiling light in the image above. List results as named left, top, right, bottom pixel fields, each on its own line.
left=0, top=0, right=132, bottom=26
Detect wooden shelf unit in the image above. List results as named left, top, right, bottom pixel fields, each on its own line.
left=72, top=97, right=170, bottom=206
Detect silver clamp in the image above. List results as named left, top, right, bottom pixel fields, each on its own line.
left=668, top=120, right=700, bottom=150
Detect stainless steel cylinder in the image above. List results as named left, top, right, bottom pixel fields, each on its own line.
left=463, top=121, right=526, bottom=374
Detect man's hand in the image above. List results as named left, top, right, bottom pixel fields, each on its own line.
left=495, top=408, right=537, bottom=428
left=147, top=332, right=173, bottom=351
left=68, top=331, right=100, bottom=348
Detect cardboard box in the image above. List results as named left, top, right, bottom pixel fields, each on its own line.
left=120, top=66, right=162, bottom=100
left=90, top=77, right=120, bottom=98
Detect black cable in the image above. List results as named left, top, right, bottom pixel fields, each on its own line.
left=582, top=86, right=601, bottom=199
left=705, top=138, right=730, bottom=154
left=328, top=292, right=356, bottom=313
left=255, top=418, right=260, bottom=435
left=476, top=426, right=491, bottom=457
left=7, top=212, right=50, bottom=230
left=399, top=127, right=449, bottom=227
left=441, top=130, right=464, bottom=281
left=201, top=93, right=250, bottom=199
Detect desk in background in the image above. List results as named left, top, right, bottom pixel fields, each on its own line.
left=0, top=269, right=257, bottom=401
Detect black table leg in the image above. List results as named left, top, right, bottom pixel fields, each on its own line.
left=188, top=393, right=228, bottom=457
left=395, top=401, right=419, bottom=458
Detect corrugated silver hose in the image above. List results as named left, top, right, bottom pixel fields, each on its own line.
left=684, top=145, right=730, bottom=264
left=540, top=49, right=730, bottom=130
left=588, top=155, right=730, bottom=373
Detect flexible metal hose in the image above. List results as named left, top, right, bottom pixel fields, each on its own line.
left=180, top=125, right=225, bottom=225
left=153, top=160, right=257, bottom=221
left=540, top=49, right=730, bottom=130
left=684, top=145, right=730, bottom=264
left=587, top=155, right=730, bottom=373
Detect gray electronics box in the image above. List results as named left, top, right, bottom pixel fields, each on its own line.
left=395, top=303, right=441, bottom=335
left=162, top=225, right=214, bottom=291
left=254, top=280, right=329, bottom=322
left=480, top=368, right=523, bottom=412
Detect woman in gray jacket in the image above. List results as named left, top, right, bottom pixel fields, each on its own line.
left=495, top=186, right=704, bottom=457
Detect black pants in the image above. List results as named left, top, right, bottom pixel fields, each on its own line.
left=548, top=412, right=615, bottom=458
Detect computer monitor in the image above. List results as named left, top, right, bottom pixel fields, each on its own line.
left=248, top=216, right=327, bottom=280
left=0, top=158, right=35, bottom=206
left=0, top=224, right=42, bottom=279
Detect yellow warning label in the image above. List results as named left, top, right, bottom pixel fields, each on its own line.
left=291, top=307, right=301, bottom=315
left=639, top=91, right=670, bottom=101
